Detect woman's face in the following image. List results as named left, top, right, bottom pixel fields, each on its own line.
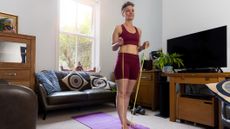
left=123, top=5, right=134, bottom=21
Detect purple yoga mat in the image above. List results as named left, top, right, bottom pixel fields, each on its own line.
left=72, top=112, right=150, bottom=129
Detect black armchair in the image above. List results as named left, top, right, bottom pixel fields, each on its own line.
left=0, top=83, right=37, bottom=129
left=221, top=101, right=230, bottom=129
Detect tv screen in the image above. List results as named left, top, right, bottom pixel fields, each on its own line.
left=167, top=26, right=227, bottom=70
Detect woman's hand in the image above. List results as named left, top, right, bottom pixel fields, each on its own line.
left=138, top=41, right=149, bottom=52
left=117, top=37, right=124, bottom=46
left=112, top=37, right=124, bottom=51
left=143, top=41, right=149, bottom=49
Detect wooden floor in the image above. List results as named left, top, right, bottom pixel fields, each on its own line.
left=37, top=103, right=207, bottom=129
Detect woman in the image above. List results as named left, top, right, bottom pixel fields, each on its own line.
left=112, top=1, right=149, bottom=129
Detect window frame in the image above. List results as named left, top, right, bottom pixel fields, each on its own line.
left=57, top=0, right=99, bottom=70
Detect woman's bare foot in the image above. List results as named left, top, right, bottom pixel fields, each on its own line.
left=126, top=119, right=136, bottom=127
left=122, top=124, right=129, bottom=129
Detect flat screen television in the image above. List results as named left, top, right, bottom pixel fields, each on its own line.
left=167, top=26, right=227, bottom=72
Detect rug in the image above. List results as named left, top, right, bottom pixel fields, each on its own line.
left=72, top=112, right=150, bottom=129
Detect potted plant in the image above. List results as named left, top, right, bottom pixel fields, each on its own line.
left=154, top=52, right=184, bottom=73
left=0, top=18, right=7, bottom=31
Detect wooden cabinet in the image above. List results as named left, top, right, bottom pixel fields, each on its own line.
left=177, top=95, right=216, bottom=126
left=131, top=70, right=159, bottom=110
left=0, top=33, right=35, bottom=90
left=166, top=73, right=230, bottom=128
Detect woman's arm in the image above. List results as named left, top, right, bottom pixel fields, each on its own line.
left=137, top=28, right=149, bottom=52
left=112, top=25, right=123, bottom=51
left=137, top=29, right=144, bottom=52
left=138, top=41, right=150, bottom=52
left=112, top=38, right=123, bottom=51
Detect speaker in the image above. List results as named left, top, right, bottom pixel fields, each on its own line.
left=159, top=76, right=169, bottom=117
left=149, top=50, right=161, bottom=60
left=143, top=60, right=153, bottom=70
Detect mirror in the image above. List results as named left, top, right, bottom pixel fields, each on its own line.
left=0, top=41, right=27, bottom=63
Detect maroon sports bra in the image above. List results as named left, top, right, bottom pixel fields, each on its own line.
left=119, top=24, right=139, bottom=46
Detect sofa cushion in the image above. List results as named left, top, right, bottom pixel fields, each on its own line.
left=207, top=80, right=230, bottom=105
left=62, top=71, right=91, bottom=91
left=83, top=89, right=116, bottom=100
left=108, top=81, right=116, bottom=89
left=55, top=71, right=70, bottom=91
left=90, top=76, right=110, bottom=90
left=47, top=91, right=88, bottom=105
left=36, top=70, right=61, bottom=95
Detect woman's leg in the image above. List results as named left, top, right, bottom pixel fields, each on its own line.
left=116, top=79, right=129, bottom=129
left=125, top=54, right=140, bottom=126
left=125, top=79, right=137, bottom=125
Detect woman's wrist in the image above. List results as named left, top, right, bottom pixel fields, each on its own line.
left=138, top=46, right=144, bottom=52
left=112, top=42, right=122, bottom=51
left=113, top=42, right=121, bottom=47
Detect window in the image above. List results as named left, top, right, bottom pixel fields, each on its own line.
left=59, top=0, right=98, bottom=70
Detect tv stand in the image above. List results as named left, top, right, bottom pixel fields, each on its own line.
left=166, top=72, right=230, bottom=128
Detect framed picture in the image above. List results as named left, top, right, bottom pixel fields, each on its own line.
left=0, top=12, right=18, bottom=33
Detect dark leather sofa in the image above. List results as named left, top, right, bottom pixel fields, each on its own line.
left=36, top=71, right=116, bottom=120
left=0, top=81, right=37, bottom=129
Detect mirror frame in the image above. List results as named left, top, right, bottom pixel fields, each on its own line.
left=0, top=33, right=30, bottom=68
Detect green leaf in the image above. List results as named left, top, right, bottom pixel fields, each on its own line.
left=154, top=52, right=184, bottom=70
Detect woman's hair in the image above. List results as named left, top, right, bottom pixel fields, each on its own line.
left=121, top=1, right=134, bottom=12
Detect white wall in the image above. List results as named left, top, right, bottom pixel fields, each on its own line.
left=1, top=0, right=229, bottom=76
left=134, top=0, right=162, bottom=52
left=163, top=0, right=230, bottom=71
left=0, top=0, right=162, bottom=78
left=99, top=0, right=123, bottom=79
left=100, top=0, right=162, bottom=78
left=0, top=0, right=58, bottom=71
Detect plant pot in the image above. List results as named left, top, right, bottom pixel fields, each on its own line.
left=162, top=66, right=173, bottom=73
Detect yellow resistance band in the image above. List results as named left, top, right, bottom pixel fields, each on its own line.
left=130, top=52, right=145, bottom=123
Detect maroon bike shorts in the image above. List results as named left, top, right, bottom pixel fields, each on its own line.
left=114, top=53, right=140, bottom=80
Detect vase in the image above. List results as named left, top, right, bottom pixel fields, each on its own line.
left=162, top=66, right=173, bottom=73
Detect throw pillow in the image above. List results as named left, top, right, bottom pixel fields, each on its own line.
left=36, top=70, right=61, bottom=95
left=62, top=72, right=91, bottom=91
left=55, top=71, right=70, bottom=91
left=90, top=75, right=110, bottom=90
